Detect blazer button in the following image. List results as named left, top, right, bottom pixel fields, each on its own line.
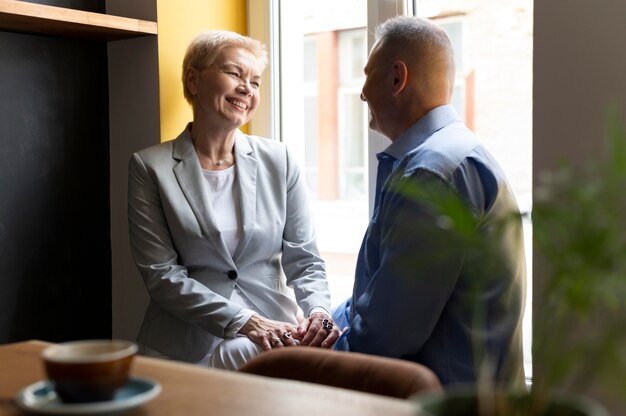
left=227, top=270, right=238, bottom=280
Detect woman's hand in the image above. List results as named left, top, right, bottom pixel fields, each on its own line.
left=238, top=315, right=300, bottom=351
left=297, top=312, right=341, bottom=348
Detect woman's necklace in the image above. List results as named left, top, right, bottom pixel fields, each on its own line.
left=206, top=151, right=234, bottom=168
left=191, top=132, right=235, bottom=169
left=212, top=154, right=231, bottom=166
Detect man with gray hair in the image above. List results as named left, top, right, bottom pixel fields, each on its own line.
left=333, top=16, right=526, bottom=388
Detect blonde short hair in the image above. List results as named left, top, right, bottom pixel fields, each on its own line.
left=182, top=30, right=268, bottom=105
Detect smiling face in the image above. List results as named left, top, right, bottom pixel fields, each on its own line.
left=188, top=46, right=263, bottom=130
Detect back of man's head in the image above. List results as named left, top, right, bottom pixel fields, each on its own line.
left=375, top=16, right=455, bottom=107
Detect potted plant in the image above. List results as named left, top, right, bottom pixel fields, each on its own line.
left=406, top=108, right=626, bottom=415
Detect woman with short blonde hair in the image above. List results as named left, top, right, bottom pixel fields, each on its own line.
left=128, top=30, right=340, bottom=370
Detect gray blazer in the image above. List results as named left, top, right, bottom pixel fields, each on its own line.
left=128, top=126, right=330, bottom=362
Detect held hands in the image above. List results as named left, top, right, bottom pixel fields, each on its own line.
left=297, top=312, right=341, bottom=349
left=238, top=313, right=342, bottom=351
left=238, top=315, right=300, bottom=351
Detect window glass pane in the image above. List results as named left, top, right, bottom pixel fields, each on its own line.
left=338, top=29, right=367, bottom=200
left=442, top=21, right=463, bottom=71
left=342, top=94, right=364, bottom=169
left=303, top=38, right=317, bottom=82
left=285, top=0, right=369, bottom=304
left=340, top=93, right=366, bottom=198
left=303, top=95, right=319, bottom=195
left=303, top=35, right=320, bottom=197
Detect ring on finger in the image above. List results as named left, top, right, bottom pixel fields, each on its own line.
left=283, top=331, right=293, bottom=340
left=321, top=318, right=334, bottom=332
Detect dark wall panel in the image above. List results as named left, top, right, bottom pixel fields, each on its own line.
left=0, top=30, right=111, bottom=343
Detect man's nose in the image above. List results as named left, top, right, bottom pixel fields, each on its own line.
left=360, top=91, right=366, bottom=102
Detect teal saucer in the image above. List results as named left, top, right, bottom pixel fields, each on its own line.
left=15, top=376, right=161, bottom=415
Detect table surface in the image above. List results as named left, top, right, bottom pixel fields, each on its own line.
left=0, top=340, right=417, bottom=416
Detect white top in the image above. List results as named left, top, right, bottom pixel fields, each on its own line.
left=201, top=166, right=241, bottom=257
left=202, top=166, right=256, bottom=339
left=201, top=165, right=328, bottom=346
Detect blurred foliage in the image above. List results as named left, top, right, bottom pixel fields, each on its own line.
left=404, top=107, right=626, bottom=415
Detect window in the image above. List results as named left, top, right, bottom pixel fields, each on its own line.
left=249, top=0, right=532, bottom=380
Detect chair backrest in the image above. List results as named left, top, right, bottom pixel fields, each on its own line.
left=238, top=347, right=442, bottom=399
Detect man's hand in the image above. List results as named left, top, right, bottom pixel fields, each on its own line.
left=297, top=312, right=341, bottom=348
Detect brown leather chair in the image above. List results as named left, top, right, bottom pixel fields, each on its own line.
left=238, top=347, right=442, bottom=399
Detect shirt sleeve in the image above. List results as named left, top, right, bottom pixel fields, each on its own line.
left=333, top=329, right=350, bottom=351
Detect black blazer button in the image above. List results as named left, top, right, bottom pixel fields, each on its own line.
left=227, top=270, right=238, bottom=280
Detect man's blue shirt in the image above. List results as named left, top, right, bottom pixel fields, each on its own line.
left=334, top=105, right=526, bottom=388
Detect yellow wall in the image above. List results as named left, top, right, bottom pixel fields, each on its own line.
left=156, top=0, right=247, bottom=141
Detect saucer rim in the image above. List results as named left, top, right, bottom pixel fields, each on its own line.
left=14, top=375, right=161, bottom=415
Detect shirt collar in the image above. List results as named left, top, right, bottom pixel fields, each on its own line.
left=378, top=104, right=462, bottom=161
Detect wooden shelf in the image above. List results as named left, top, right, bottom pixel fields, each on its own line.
left=0, top=0, right=157, bottom=41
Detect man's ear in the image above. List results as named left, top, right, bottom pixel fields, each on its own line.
left=185, top=68, right=199, bottom=95
left=391, top=61, right=409, bottom=96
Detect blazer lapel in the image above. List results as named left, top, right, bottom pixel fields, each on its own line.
left=233, top=130, right=257, bottom=262
left=171, top=126, right=235, bottom=268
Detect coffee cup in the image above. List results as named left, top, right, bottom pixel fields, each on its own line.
left=42, top=339, right=138, bottom=403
